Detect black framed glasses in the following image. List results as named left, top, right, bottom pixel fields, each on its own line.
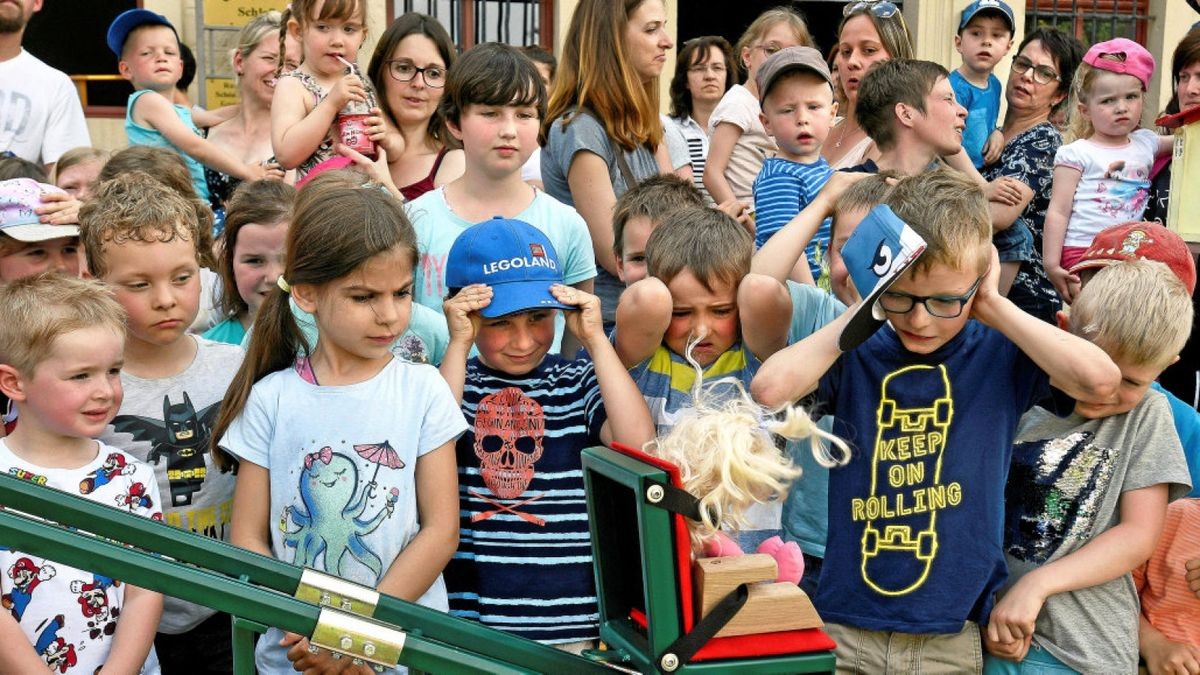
left=385, top=60, right=447, bottom=88
left=843, top=0, right=900, bottom=18
left=879, top=276, right=984, bottom=318
left=1011, top=56, right=1060, bottom=85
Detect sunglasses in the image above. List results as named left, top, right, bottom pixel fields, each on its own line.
left=843, top=0, right=900, bottom=18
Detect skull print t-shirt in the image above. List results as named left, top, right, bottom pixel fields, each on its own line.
left=0, top=439, right=162, bottom=674
left=218, top=355, right=467, bottom=675
left=445, top=355, right=607, bottom=644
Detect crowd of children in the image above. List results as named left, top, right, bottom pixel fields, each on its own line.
left=0, top=0, right=1197, bottom=673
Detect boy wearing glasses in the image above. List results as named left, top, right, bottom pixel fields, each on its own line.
left=406, top=44, right=596, bottom=354
left=752, top=169, right=1119, bottom=672
left=950, top=0, right=1015, bottom=169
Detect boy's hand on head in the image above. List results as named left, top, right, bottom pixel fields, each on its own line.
left=34, top=192, right=81, bottom=225
left=443, top=284, right=491, bottom=345
left=984, top=177, right=1023, bottom=207
left=329, top=72, right=367, bottom=110
left=552, top=284, right=605, bottom=343
left=816, top=171, right=873, bottom=214
left=1047, top=264, right=1081, bottom=304
left=259, top=159, right=286, bottom=181
left=969, top=245, right=1003, bottom=326
left=983, top=129, right=1005, bottom=166
left=987, top=573, right=1047, bottom=648
left=715, top=199, right=750, bottom=228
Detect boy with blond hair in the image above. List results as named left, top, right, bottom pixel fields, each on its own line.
left=752, top=169, right=1119, bottom=671
left=984, top=259, right=1193, bottom=673
left=0, top=274, right=162, bottom=674
left=611, top=174, right=705, bottom=286
left=617, top=206, right=792, bottom=550
left=80, top=172, right=243, bottom=671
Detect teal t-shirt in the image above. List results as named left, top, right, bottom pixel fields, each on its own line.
left=125, top=89, right=211, bottom=201
left=202, top=317, right=246, bottom=346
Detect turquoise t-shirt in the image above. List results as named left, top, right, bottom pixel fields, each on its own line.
left=125, top=89, right=211, bottom=201
left=406, top=187, right=596, bottom=353
left=202, top=317, right=246, bottom=346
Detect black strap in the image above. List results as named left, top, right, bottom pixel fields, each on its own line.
left=660, top=583, right=750, bottom=667
left=644, top=480, right=708, bottom=523
left=611, top=137, right=639, bottom=190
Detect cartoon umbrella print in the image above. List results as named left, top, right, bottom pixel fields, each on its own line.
left=353, top=441, right=405, bottom=496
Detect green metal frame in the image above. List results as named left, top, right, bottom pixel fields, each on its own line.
left=0, top=472, right=609, bottom=674
left=582, top=446, right=836, bottom=674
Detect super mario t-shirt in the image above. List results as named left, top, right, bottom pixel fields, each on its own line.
left=0, top=439, right=161, bottom=674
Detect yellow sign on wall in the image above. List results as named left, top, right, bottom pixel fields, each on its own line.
left=203, top=0, right=289, bottom=28
left=205, top=77, right=240, bottom=110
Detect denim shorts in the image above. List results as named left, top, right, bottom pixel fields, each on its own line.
left=983, top=642, right=1080, bottom=674
left=995, top=219, right=1035, bottom=264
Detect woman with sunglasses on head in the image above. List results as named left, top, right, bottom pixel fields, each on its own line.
left=704, top=7, right=812, bottom=222
left=980, top=27, right=1084, bottom=320
left=823, top=0, right=913, bottom=170
left=366, top=12, right=465, bottom=201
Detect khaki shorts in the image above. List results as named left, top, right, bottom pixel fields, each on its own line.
left=825, top=621, right=983, bottom=674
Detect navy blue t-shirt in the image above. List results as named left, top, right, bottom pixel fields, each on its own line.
left=814, top=321, right=1048, bottom=633
left=445, top=355, right=606, bottom=644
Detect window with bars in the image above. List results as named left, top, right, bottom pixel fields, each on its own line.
left=390, top=0, right=552, bottom=49
left=1025, top=0, right=1152, bottom=45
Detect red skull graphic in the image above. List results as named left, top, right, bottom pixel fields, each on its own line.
left=474, top=387, right=544, bottom=499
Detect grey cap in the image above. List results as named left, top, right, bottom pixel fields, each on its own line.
left=756, top=46, right=833, bottom=102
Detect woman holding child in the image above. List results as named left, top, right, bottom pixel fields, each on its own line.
left=823, top=0, right=914, bottom=169
left=982, top=27, right=1084, bottom=323
left=366, top=13, right=465, bottom=201
left=542, top=0, right=674, bottom=325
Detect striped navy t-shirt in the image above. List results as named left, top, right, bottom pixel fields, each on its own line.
left=445, top=355, right=606, bottom=644
left=752, top=156, right=833, bottom=279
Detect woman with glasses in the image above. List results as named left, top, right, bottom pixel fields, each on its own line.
left=704, top=8, right=811, bottom=219
left=541, top=0, right=675, bottom=327
left=981, top=27, right=1084, bottom=322
left=366, top=12, right=464, bottom=201
left=667, top=36, right=736, bottom=203
left=824, top=0, right=913, bottom=169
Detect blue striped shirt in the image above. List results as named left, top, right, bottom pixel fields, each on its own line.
left=445, top=355, right=606, bottom=644
left=752, top=157, right=833, bottom=279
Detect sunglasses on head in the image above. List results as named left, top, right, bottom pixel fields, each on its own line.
left=843, top=0, right=900, bottom=18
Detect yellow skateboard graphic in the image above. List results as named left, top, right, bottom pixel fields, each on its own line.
left=852, top=364, right=962, bottom=596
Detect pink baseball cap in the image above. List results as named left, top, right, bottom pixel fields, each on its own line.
left=0, top=178, right=79, bottom=242
left=1082, top=38, right=1155, bottom=90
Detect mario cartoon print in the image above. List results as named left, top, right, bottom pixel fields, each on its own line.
left=3, top=557, right=55, bottom=621
left=854, top=364, right=963, bottom=596
left=78, top=452, right=134, bottom=495
left=33, top=614, right=77, bottom=673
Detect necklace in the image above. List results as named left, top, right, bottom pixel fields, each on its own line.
left=834, top=119, right=860, bottom=149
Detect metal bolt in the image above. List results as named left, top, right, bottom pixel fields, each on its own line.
left=646, top=485, right=665, bottom=503
left=339, top=635, right=353, bottom=650
left=363, top=643, right=376, bottom=657
left=352, top=658, right=364, bottom=666
left=320, top=592, right=331, bottom=606
left=374, top=667, right=385, bottom=673
left=308, top=644, right=320, bottom=654
left=660, top=653, right=679, bottom=671
left=341, top=598, right=353, bottom=611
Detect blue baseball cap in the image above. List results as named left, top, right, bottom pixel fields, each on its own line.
left=838, top=205, right=927, bottom=351
left=959, top=0, right=1015, bottom=32
left=107, top=9, right=177, bottom=58
left=445, top=217, right=571, bottom=318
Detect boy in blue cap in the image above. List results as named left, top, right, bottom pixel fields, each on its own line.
left=951, top=0, right=1015, bottom=169
left=107, top=9, right=268, bottom=204
left=437, top=217, right=653, bottom=651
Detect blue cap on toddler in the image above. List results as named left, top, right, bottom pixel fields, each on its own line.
left=959, top=0, right=1015, bottom=32
left=838, top=205, right=927, bottom=351
left=107, top=9, right=177, bottom=58
left=445, top=217, right=571, bottom=318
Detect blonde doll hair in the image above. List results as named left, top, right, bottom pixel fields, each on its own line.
left=643, top=336, right=850, bottom=546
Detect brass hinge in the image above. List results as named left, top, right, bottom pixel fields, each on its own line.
left=294, top=568, right=380, bottom=617
left=311, top=606, right=407, bottom=671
